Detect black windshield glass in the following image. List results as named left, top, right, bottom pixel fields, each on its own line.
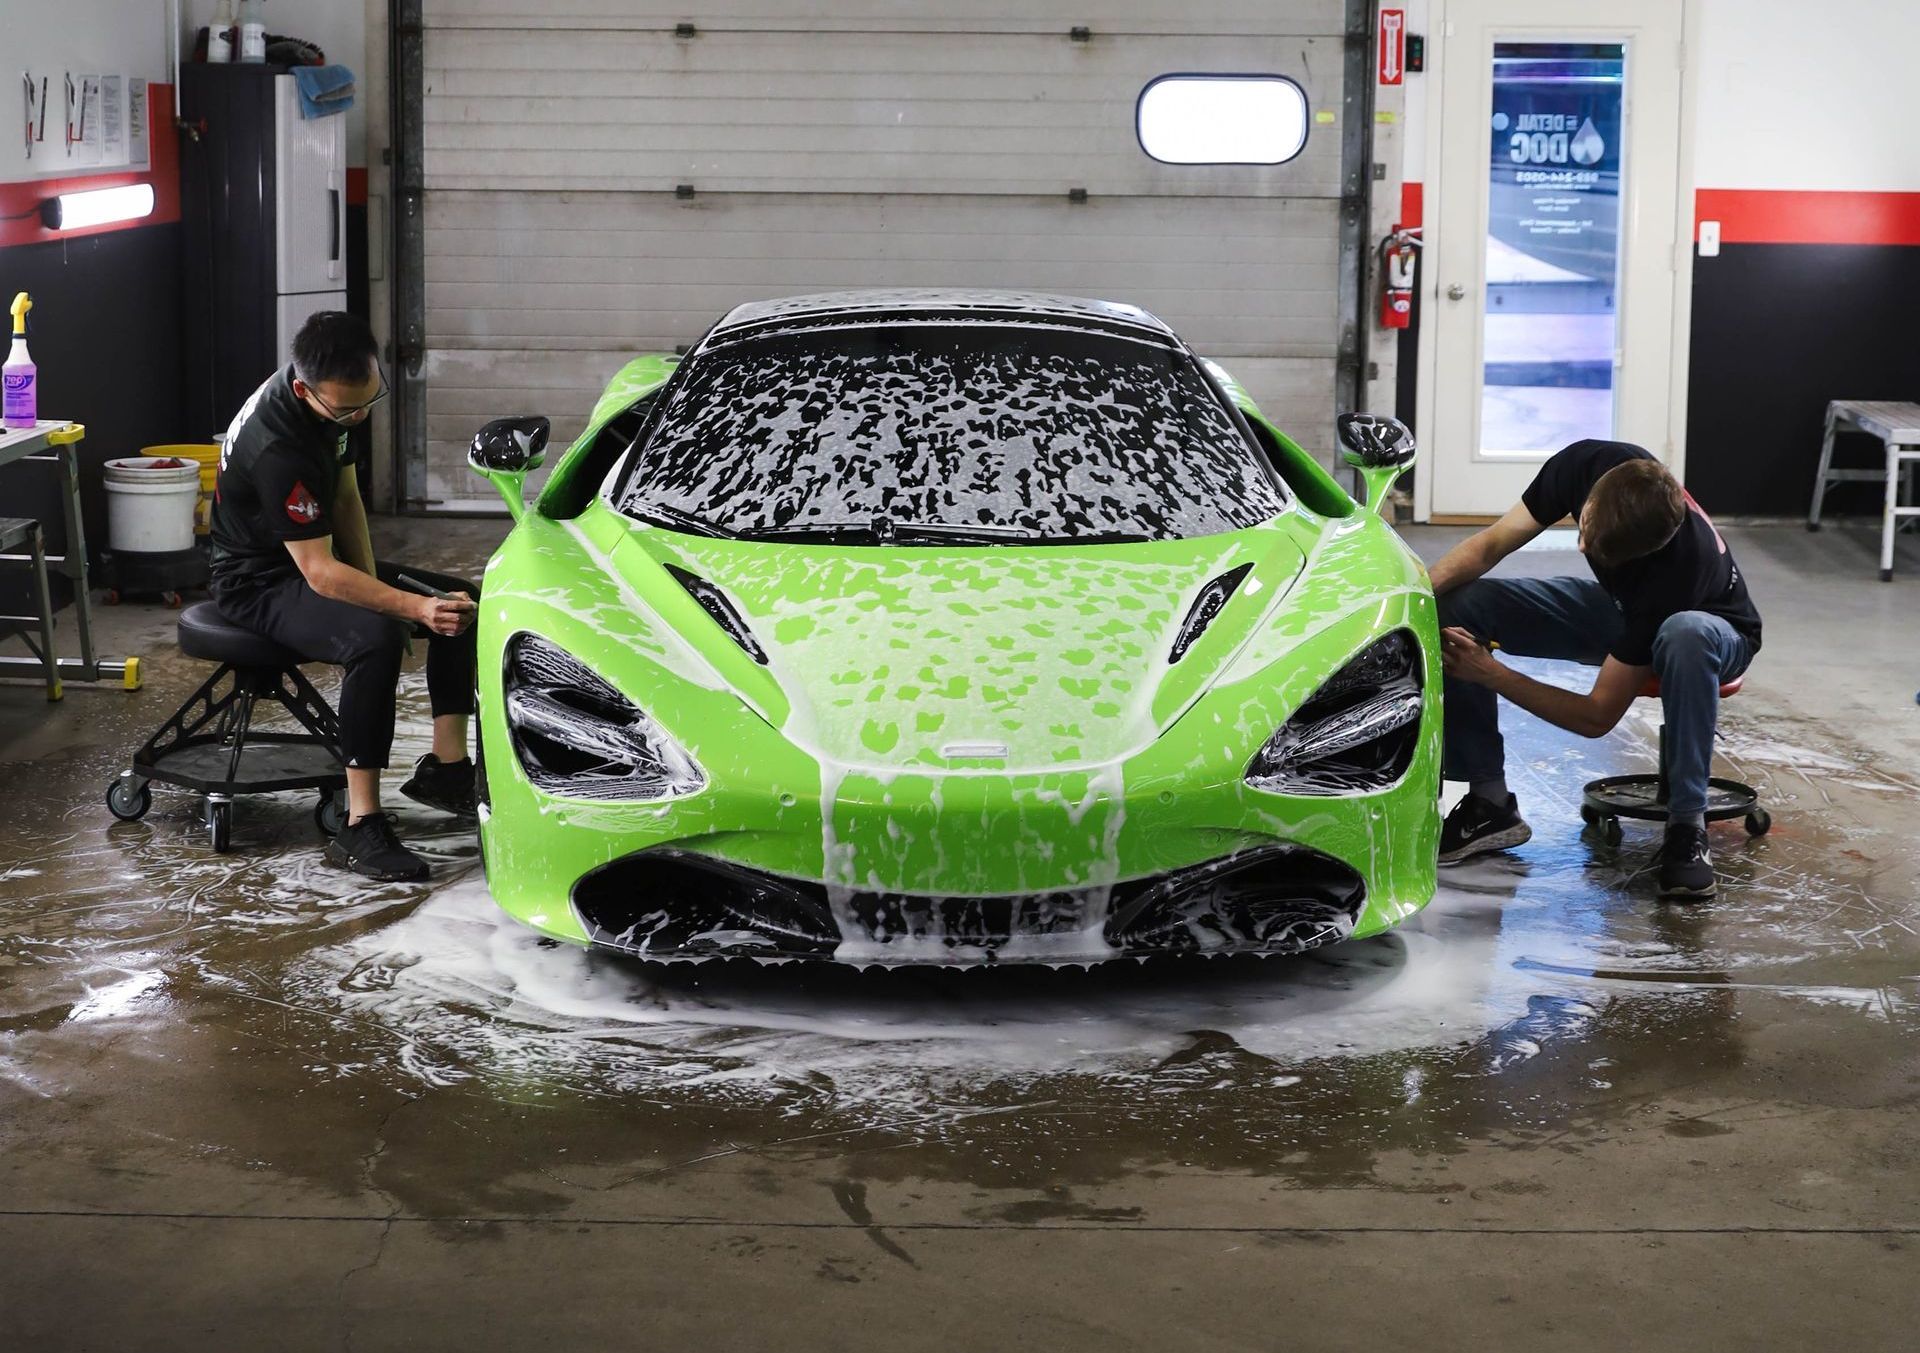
left=613, top=320, right=1287, bottom=542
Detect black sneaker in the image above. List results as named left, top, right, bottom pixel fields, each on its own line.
left=324, top=812, right=430, bottom=882
left=399, top=754, right=477, bottom=816
left=1439, top=792, right=1533, bottom=863
left=1658, top=822, right=1716, bottom=900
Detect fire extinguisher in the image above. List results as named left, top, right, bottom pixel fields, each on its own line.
left=1378, top=225, right=1422, bottom=330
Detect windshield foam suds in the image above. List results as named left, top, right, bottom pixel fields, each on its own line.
left=616, top=323, right=1286, bottom=541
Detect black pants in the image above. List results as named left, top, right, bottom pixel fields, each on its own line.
left=212, top=561, right=479, bottom=771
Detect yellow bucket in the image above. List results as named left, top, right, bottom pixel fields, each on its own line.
left=142, top=443, right=221, bottom=535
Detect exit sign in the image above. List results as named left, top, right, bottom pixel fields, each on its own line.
left=1379, top=9, right=1406, bottom=85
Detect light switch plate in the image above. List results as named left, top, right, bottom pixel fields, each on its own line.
left=1698, top=220, right=1721, bottom=257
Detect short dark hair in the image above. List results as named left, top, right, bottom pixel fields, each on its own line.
left=1584, top=458, right=1685, bottom=567
left=291, top=311, right=378, bottom=386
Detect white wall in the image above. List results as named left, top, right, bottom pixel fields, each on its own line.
left=1398, top=0, right=1432, bottom=196
left=0, top=0, right=173, bottom=181
left=1401, top=0, right=1920, bottom=196
left=1693, top=0, right=1920, bottom=192
left=180, top=0, right=369, bottom=166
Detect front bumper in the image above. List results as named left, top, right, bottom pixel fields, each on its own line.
left=569, top=843, right=1369, bottom=963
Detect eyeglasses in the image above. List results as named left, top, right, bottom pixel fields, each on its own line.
left=300, top=367, right=390, bottom=424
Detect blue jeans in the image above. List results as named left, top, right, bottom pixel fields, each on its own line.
left=1438, top=577, right=1754, bottom=819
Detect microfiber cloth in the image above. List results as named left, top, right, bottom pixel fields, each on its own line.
left=293, top=65, right=355, bottom=119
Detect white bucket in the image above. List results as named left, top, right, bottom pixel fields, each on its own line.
left=104, top=456, right=202, bottom=554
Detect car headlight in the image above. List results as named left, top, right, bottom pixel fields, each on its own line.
left=1245, top=630, right=1424, bottom=796
left=503, top=633, right=706, bottom=801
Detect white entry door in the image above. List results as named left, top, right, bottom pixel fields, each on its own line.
left=1426, top=0, right=1689, bottom=518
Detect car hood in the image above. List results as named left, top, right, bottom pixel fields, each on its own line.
left=612, top=523, right=1309, bottom=774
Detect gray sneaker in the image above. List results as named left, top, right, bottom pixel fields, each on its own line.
left=1439, top=792, right=1533, bottom=863
left=1658, top=822, right=1716, bottom=900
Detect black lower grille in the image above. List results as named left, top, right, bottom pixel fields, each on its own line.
left=570, top=845, right=1366, bottom=961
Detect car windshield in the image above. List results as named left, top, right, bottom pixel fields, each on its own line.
left=611, top=317, right=1288, bottom=542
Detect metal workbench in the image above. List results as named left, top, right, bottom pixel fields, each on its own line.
left=0, top=421, right=141, bottom=695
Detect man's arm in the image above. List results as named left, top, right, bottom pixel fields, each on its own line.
left=331, top=468, right=377, bottom=576
left=1427, top=501, right=1550, bottom=595
left=1441, top=628, right=1647, bottom=739
left=284, top=536, right=474, bottom=636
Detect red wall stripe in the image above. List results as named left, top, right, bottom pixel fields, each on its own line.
left=346, top=166, right=367, bottom=207
left=0, top=84, right=180, bottom=251
left=1394, top=183, right=1920, bottom=246
left=1693, top=189, right=1920, bottom=247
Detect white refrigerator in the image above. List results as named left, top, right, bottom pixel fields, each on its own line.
left=272, top=75, right=348, bottom=362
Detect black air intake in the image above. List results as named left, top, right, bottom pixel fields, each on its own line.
left=1169, top=563, right=1253, bottom=663
left=664, top=564, right=768, bottom=664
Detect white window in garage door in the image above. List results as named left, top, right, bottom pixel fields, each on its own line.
left=1136, top=75, right=1309, bottom=165
left=1425, top=0, right=1689, bottom=519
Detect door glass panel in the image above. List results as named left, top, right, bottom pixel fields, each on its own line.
left=1481, top=42, right=1625, bottom=458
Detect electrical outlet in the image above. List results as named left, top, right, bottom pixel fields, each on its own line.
left=1698, top=220, right=1721, bottom=257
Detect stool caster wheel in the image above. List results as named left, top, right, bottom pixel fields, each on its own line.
left=1597, top=815, right=1622, bottom=847
left=1579, top=803, right=1599, bottom=828
left=162, top=591, right=184, bottom=610
left=206, top=798, right=232, bottom=853
left=106, top=775, right=151, bottom=822
left=315, top=793, right=346, bottom=838
left=1745, top=808, right=1772, bottom=837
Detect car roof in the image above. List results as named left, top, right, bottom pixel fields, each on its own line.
left=708, top=288, right=1177, bottom=343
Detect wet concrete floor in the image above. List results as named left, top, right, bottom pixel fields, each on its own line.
left=1, top=519, right=1916, bottom=1350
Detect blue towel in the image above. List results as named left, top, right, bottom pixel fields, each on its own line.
left=293, top=65, right=355, bottom=120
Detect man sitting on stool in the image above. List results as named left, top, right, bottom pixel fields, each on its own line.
left=208, top=311, right=479, bottom=882
left=1428, top=440, right=1763, bottom=898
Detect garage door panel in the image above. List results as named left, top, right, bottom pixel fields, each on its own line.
left=423, top=195, right=1340, bottom=266
left=423, top=192, right=1338, bottom=352
left=412, top=2, right=1353, bottom=511
left=426, top=235, right=1337, bottom=276
left=424, top=0, right=1345, bottom=38
left=425, top=31, right=1342, bottom=197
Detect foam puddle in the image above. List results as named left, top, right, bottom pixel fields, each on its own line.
left=277, top=869, right=1584, bottom=1119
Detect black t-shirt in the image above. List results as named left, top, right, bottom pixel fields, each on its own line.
left=208, top=366, right=360, bottom=589
left=1521, top=440, right=1763, bottom=666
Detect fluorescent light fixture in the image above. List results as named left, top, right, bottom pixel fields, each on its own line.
left=1136, top=75, right=1310, bottom=165
left=40, top=183, right=156, bottom=231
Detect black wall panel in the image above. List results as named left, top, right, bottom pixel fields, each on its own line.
left=0, top=224, right=187, bottom=599
left=1685, top=244, right=1920, bottom=517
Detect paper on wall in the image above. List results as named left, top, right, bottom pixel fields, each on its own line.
left=67, top=74, right=103, bottom=167
left=101, top=75, right=126, bottom=166
left=128, top=79, right=149, bottom=169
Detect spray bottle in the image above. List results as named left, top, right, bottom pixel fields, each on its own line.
left=238, top=0, right=267, bottom=63
left=208, top=0, right=236, bottom=64
left=2, top=293, right=35, bottom=430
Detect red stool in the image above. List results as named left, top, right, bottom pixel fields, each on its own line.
left=1579, top=675, right=1770, bottom=845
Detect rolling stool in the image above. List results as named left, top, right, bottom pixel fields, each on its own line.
left=105, top=602, right=348, bottom=852
left=1580, top=675, right=1770, bottom=846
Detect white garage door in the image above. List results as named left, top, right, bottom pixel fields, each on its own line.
left=410, top=0, right=1354, bottom=509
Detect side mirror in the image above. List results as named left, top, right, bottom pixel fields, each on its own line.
left=1335, top=412, right=1418, bottom=516
left=468, top=415, right=550, bottom=518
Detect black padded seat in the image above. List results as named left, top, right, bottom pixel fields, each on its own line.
left=177, top=601, right=307, bottom=669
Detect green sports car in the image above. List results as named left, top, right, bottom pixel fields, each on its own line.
left=467, top=290, right=1438, bottom=964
